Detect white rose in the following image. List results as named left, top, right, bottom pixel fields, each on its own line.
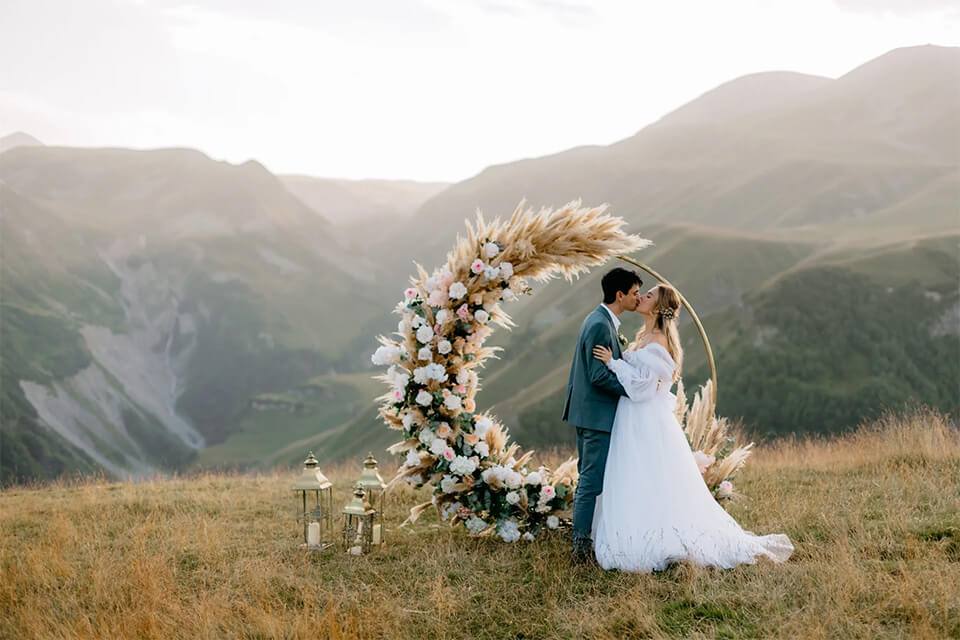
left=444, top=394, right=462, bottom=411
left=411, top=315, right=425, bottom=329
left=474, top=416, right=492, bottom=438
left=418, top=428, right=435, bottom=445
left=437, top=339, right=452, bottom=355
left=440, top=475, right=458, bottom=493
left=456, top=369, right=470, bottom=385
left=371, top=345, right=400, bottom=366
left=405, top=450, right=420, bottom=467
left=450, top=455, right=477, bottom=476
left=483, top=242, right=500, bottom=259
left=483, top=266, right=500, bottom=281
left=505, top=470, right=523, bottom=489
left=393, top=373, right=409, bottom=392
left=474, top=310, right=490, bottom=324
left=448, top=282, right=468, bottom=300
left=416, top=324, right=434, bottom=344
left=522, top=532, right=535, bottom=541
left=466, top=517, right=488, bottom=534
left=499, top=262, right=514, bottom=279
left=546, top=515, right=560, bottom=530
left=525, top=471, right=542, bottom=486
left=417, top=346, right=432, bottom=362
left=436, top=308, right=451, bottom=324
left=401, top=412, right=416, bottom=430
left=426, top=363, right=448, bottom=382
left=497, top=518, right=521, bottom=543
left=429, top=438, right=448, bottom=456
left=473, top=441, right=490, bottom=458
left=416, top=389, right=434, bottom=406
left=506, top=491, right=520, bottom=505
left=502, top=289, right=518, bottom=302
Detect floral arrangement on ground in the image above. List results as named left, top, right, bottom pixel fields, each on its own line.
left=372, top=201, right=754, bottom=542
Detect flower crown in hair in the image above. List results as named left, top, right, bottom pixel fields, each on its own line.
left=659, top=307, right=676, bottom=320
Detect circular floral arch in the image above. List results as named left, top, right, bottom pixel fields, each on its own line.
left=372, top=202, right=751, bottom=542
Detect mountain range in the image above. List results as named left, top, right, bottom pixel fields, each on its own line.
left=1, top=45, right=957, bottom=483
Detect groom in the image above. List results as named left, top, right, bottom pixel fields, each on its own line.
left=562, top=267, right=642, bottom=564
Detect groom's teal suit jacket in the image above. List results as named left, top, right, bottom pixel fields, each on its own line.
left=562, top=305, right=627, bottom=432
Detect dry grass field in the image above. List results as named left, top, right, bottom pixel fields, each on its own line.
left=1, top=409, right=958, bottom=639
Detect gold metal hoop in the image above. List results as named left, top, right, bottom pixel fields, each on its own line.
left=616, top=255, right=718, bottom=399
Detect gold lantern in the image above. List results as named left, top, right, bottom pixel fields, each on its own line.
left=292, top=451, right=333, bottom=551
left=341, top=483, right=375, bottom=554
left=356, top=452, right=387, bottom=546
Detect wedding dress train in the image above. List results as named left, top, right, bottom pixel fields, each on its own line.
left=592, top=343, right=794, bottom=572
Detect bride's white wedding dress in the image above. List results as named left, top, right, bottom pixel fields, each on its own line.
left=591, top=342, right=794, bottom=572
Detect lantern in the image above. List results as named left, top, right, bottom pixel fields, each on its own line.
left=341, top=483, right=375, bottom=554
left=292, top=451, right=333, bottom=551
left=356, top=452, right=387, bottom=545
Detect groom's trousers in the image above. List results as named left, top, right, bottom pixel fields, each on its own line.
left=572, top=426, right=611, bottom=541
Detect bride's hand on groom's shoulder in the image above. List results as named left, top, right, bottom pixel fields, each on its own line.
left=592, top=345, right=613, bottom=364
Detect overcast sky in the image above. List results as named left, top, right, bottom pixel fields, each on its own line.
left=2, top=0, right=957, bottom=182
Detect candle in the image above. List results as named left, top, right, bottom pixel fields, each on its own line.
left=372, top=524, right=382, bottom=545
left=307, top=522, right=320, bottom=546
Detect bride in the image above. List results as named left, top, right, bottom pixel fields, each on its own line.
left=589, top=284, right=793, bottom=572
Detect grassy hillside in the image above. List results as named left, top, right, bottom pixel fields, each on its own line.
left=194, top=372, right=383, bottom=469
left=1, top=410, right=957, bottom=639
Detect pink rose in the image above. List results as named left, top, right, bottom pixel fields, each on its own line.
left=393, top=390, right=403, bottom=401
left=693, top=451, right=715, bottom=475
left=404, top=288, right=417, bottom=302
left=443, top=448, right=456, bottom=461
left=541, top=485, right=556, bottom=500
left=435, top=324, right=442, bottom=335
left=455, top=385, right=467, bottom=394
left=717, top=481, right=734, bottom=498
left=456, top=304, right=470, bottom=319
left=471, top=259, right=485, bottom=274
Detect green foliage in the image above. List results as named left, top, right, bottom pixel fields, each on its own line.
left=698, top=267, right=960, bottom=437
left=0, top=303, right=100, bottom=483
left=0, top=416, right=99, bottom=485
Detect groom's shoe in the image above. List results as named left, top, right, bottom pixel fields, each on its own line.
left=570, top=535, right=596, bottom=566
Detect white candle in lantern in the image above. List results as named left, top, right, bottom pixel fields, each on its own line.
left=372, top=524, right=382, bottom=545
left=307, top=522, right=320, bottom=546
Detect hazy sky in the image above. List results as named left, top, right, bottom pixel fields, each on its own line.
left=2, top=0, right=958, bottom=182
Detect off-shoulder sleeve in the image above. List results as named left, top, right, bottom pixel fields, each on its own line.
left=605, top=357, right=660, bottom=403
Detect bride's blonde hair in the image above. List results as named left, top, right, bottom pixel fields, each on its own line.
left=630, top=284, right=684, bottom=382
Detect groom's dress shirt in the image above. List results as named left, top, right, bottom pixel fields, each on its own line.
left=601, top=304, right=621, bottom=332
